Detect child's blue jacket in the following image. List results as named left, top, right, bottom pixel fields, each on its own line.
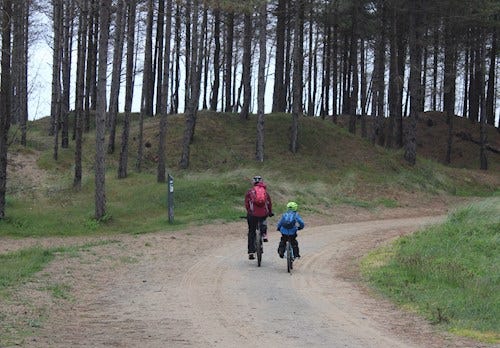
left=276, top=210, right=305, bottom=235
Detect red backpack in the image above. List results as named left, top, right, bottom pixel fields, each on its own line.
left=252, top=185, right=267, bottom=207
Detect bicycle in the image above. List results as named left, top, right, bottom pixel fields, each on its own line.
left=284, top=235, right=294, bottom=273
left=255, top=223, right=263, bottom=267
left=241, top=216, right=265, bottom=267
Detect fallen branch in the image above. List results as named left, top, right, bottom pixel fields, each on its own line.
left=455, top=131, right=500, bottom=154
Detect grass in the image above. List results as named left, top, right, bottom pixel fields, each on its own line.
left=0, top=240, right=119, bottom=346
left=1, top=169, right=250, bottom=237
left=0, top=248, right=55, bottom=292
left=3, top=112, right=498, bottom=238
left=361, top=197, right=500, bottom=343
left=0, top=241, right=118, bottom=296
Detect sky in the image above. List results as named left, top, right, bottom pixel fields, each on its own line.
left=28, top=41, right=53, bottom=120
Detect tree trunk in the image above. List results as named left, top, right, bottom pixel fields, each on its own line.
left=256, top=1, right=267, bottom=162
left=443, top=20, right=456, bottom=117
left=348, top=1, right=359, bottom=134
left=0, top=0, right=12, bottom=219
left=387, top=4, right=398, bottom=149
left=184, top=0, right=192, bottom=112
left=290, top=0, right=304, bottom=154
left=154, top=0, right=165, bottom=116
left=51, top=0, right=63, bottom=159
left=210, top=6, right=221, bottom=111
left=404, top=1, right=423, bottom=166
left=272, top=0, right=287, bottom=113
left=312, top=22, right=319, bottom=117
left=443, top=19, right=457, bottom=164
left=84, top=0, right=98, bottom=132
left=171, top=2, right=181, bottom=114
left=202, top=16, right=210, bottom=110
left=224, top=11, right=234, bottom=112
left=479, top=33, right=488, bottom=170
left=22, top=1, right=29, bottom=145
left=285, top=14, right=293, bottom=113
left=74, top=0, right=89, bottom=190
left=307, top=4, right=314, bottom=117
left=396, top=15, right=407, bottom=147
left=432, top=27, right=439, bottom=110
left=372, top=1, right=386, bottom=146
left=145, top=0, right=155, bottom=117
left=118, top=0, right=137, bottom=179
left=360, top=37, right=367, bottom=138
left=61, top=1, right=74, bottom=149
left=235, top=45, right=243, bottom=112
left=107, top=0, right=126, bottom=154
left=462, top=43, right=469, bottom=118
left=421, top=31, right=428, bottom=111
left=136, top=0, right=154, bottom=172
left=157, top=0, right=172, bottom=183
left=323, top=20, right=331, bottom=118
left=179, top=0, right=204, bottom=169
left=332, top=5, right=338, bottom=121
left=240, top=12, right=252, bottom=120
left=469, top=38, right=480, bottom=123
left=486, top=28, right=497, bottom=126
left=341, top=34, right=350, bottom=115
left=12, top=0, right=29, bottom=145
left=94, top=0, right=111, bottom=220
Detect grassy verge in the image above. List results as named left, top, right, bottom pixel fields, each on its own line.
left=0, top=241, right=118, bottom=296
left=0, top=164, right=410, bottom=238
left=1, top=170, right=248, bottom=237
left=0, top=248, right=55, bottom=294
left=0, top=241, right=118, bottom=346
left=3, top=113, right=498, bottom=238
left=361, top=197, right=500, bottom=343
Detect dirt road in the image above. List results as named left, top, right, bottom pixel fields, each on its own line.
left=2, top=215, right=494, bottom=347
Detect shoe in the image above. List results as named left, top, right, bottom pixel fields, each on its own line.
left=262, top=233, right=268, bottom=242
left=295, top=254, right=301, bottom=259
left=277, top=249, right=284, bottom=258
left=248, top=253, right=255, bottom=260
left=263, top=238, right=268, bottom=242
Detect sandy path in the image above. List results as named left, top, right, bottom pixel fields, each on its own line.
left=176, top=216, right=481, bottom=348
left=4, top=215, right=494, bottom=348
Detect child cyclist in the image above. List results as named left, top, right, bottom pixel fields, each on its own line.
left=276, top=201, right=305, bottom=259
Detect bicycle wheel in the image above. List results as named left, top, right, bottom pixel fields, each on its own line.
left=255, top=229, right=262, bottom=267
left=286, top=241, right=293, bottom=273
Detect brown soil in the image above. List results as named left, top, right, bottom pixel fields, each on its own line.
left=6, top=151, right=50, bottom=197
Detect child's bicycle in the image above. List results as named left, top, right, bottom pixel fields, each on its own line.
left=284, top=235, right=295, bottom=273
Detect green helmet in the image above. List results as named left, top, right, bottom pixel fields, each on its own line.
left=286, top=201, right=298, bottom=211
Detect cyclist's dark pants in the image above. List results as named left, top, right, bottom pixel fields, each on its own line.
left=247, top=215, right=267, bottom=253
left=278, top=234, right=299, bottom=257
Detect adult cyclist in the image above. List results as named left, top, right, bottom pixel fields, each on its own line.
left=245, top=175, right=273, bottom=260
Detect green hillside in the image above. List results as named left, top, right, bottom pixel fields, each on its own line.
left=3, top=112, right=499, bottom=237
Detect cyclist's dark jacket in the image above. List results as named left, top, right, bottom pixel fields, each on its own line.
left=277, top=210, right=305, bottom=236
left=245, top=182, right=272, bottom=218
